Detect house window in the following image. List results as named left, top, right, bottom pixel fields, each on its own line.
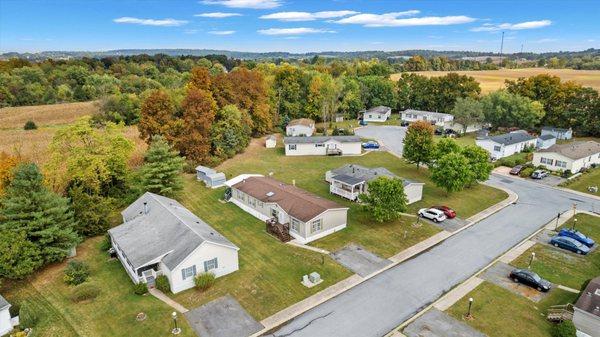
left=291, top=218, right=300, bottom=232
left=271, top=208, right=279, bottom=218
left=493, top=145, right=501, bottom=151
left=289, top=144, right=297, bottom=150
left=181, top=265, right=197, bottom=280
left=540, top=157, right=554, bottom=165
left=315, top=143, right=325, bottom=148
left=249, top=197, right=256, bottom=207
left=258, top=201, right=264, bottom=207
left=311, top=219, right=323, bottom=233
left=556, top=160, right=567, bottom=168
left=203, top=258, right=218, bottom=272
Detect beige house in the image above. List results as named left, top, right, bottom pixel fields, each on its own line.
left=228, top=175, right=348, bottom=243
left=533, top=141, right=600, bottom=173
left=284, top=136, right=362, bottom=156
left=325, top=164, right=424, bottom=204
left=573, top=276, right=600, bottom=337
left=286, top=118, right=315, bottom=137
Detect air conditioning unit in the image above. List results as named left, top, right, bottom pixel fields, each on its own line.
left=309, top=272, right=321, bottom=284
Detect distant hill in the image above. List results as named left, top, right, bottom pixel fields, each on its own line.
left=2, top=48, right=598, bottom=61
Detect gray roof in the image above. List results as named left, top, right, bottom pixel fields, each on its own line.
left=109, top=192, right=238, bottom=270
left=538, top=141, right=600, bottom=160
left=575, top=276, right=600, bottom=317
left=362, top=106, right=391, bottom=115
left=284, top=135, right=361, bottom=144
left=542, top=126, right=571, bottom=133
left=196, top=165, right=216, bottom=175
left=485, top=131, right=535, bottom=146
left=400, top=109, right=453, bottom=119
left=538, top=134, right=556, bottom=141
left=330, top=164, right=421, bottom=187
left=0, top=294, right=9, bottom=310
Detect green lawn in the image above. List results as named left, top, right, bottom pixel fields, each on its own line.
left=1, top=237, right=196, bottom=337
left=315, top=115, right=401, bottom=133
left=434, top=132, right=477, bottom=147
left=511, top=214, right=600, bottom=289
left=562, top=167, right=600, bottom=197
left=446, top=281, right=579, bottom=337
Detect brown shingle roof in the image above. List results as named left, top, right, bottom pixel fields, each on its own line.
left=287, top=118, right=315, bottom=127
left=575, top=276, right=600, bottom=317
left=232, top=176, right=346, bottom=222
left=538, top=141, right=600, bottom=160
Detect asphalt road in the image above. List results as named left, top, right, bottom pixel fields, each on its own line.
left=266, top=175, right=600, bottom=337
left=355, top=125, right=407, bottom=156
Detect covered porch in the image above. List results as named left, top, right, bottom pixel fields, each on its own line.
left=136, top=262, right=163, bottom=287
left=329, top=174, right=365, bottom=201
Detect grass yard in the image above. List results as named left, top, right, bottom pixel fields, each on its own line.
left=562, top=167, right=600, bottom=197
left=434, top=133, right=477, bottom=147
left=315, top=114, right=401, bottom=134
left=0, top=237, right=196, bottom=337
left=511, top=214, right=600, bottom=290
left=446, top=281, right=579, bottom=337
left=171, top=175, right=352, bottom=319
left=392, top=68, right=600, bottom=93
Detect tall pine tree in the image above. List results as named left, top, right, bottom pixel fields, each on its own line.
left=0, top=163, right=79, bottom=278
left=141, top=136, right=185, bottom=196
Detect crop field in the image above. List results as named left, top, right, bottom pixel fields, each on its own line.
left=391, top=68, right=600, bottom=93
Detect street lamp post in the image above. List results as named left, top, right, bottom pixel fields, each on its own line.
left=573, top=218, right=578, bottom=231
left=466, top=297, right=474, bottom=319
left=171, top=311, right=181, bottom=335
left=528, top=252, right=535, bottom=269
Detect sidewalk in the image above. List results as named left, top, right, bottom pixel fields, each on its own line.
left=149, top=288, right=188, bottom=313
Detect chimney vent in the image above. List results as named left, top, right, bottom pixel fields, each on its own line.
left=143, top=202, right=149, bottom=214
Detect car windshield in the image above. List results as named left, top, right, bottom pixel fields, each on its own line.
left=574, top=232, right=586, bottom=239
left=531, top=274, right=541, bottom=282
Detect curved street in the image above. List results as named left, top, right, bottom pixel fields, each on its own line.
left=267, top=175, right=600, bottom=337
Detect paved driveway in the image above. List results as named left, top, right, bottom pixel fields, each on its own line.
left=265, top=175, right=600, bottom=337
left=355, top=125, right=407, bottom=156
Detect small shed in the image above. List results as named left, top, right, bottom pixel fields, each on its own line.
left=335, top=114, right=344, bottom=123
left=537, top=134, right=557, bottom=149
left=195, top=165, right=226, bottom=188
left=0, top=295, right=12, bottom=335
left=265, top=135, right=277, bottom=148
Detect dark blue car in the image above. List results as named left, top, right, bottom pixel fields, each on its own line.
left=558, top=228, right=595, bottom=247
left=550, top=236, right=590, bottom=255
left=362, top=141, right=380, bottom=149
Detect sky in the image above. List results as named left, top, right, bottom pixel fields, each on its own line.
left=0, top=0, right=598, bottom=54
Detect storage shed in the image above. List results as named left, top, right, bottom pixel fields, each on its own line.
left=265, top=135, right=277, bottom=148
left=195, top=165, right=226, bottom=188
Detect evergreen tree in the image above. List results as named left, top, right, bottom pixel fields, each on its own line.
left=0, top=163, right=79, bottom=278
left=141, top=136, right=185, bottom=196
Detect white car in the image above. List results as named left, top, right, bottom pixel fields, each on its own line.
left=418, top=208, right=447, bottom=223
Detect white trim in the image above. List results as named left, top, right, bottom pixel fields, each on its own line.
left=291, top=223, right=347, bottom=244
left=229, top=198, right=271, bottom=222
left=225, top=174, right=264, bottom=187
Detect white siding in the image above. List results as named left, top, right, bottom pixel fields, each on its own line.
left=265, top=138, right=276, bottom=148
left=476, top=138, right=537, bottom=159
left=404, top=183, right=424, bottom=204
left=285, top=141, right=361, bottom=156
left=533, top=151, right=600, bottom=172
left=573, top=307, right=600, bottom=337
left=286, top=125, right=314, bottom=137
left=401, top=112, right=453, bottom=127
left=296, top=208, right=348, bottom=244
left=0, top=307, right=12, bottom=336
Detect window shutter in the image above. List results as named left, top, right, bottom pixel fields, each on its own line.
left=181, top=269, right=186, bottom=280
left=204, top=261, right=209, bottom=272
left=214, top=258, right=218, bottom=269
left=192, top=265, right=197, bottom=276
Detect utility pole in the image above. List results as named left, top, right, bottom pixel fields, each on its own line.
left=520, top=44, right=524, bottom=54
left=500, top=31, right=505, bottom=56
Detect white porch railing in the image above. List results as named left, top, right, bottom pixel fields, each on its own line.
left=330, top=185, right=359, bottom=201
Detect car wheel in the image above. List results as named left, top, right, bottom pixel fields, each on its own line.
left=513, top=278, right=519, bottom=283
left=577, top=250, right=582, bottom=254
left=537, top=287, right=542, bottom=291
left=433, top=218, right=438, bottom=223
left=554, top=243, right=559, bottom=247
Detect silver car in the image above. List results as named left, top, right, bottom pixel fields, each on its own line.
left=418, top=208, right=447, bottom=223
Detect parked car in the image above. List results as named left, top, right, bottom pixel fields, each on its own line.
left=558, top=228, right=595, bottom=248
left=509, top=269, right=551, bottom=292
left=400, top=120, right=409, bottom=127
left=510, top=165, right=523, bottom=175
left=433, top=206, right=456, bottom=219
left=418, top=208, right=447, bottom=223
left=531, top=170, right=548, bottom=179
left=434, top=128, right=444, bottom=135
left=361, top=141, right=380, bottom=149
left=549, top=236, right=590, bottom=255
left=359, top=119, right=368, bottom=126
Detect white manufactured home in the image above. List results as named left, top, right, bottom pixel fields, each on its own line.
left=228, top=175, right=349, bottom=244
left=108, top=192, right=239, bottom=294
left=475, top=131, right=537, bottom=160
left=286, top=118, right=315, bottom=137
left=361, top=106, right=392, bottom=122
left=284, top=136, right=362, bottom=156
left=325, top=164, right=424, bottom=204
left=541, top=126, right=573, bottom=140
left=573, top=276, right=600, bottom=337
left=533, top=141, right=600, bottom=173
left=400, top=109, right=482, bottom=133
left=0, top=295, right=13, bottom=336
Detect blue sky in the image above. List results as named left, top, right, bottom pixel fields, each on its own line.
left=1, top=0, right=598, bottom=53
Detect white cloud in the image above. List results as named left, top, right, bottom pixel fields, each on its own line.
left=471, top=20, right=551, bottom=32
left=201, top=0, right=281, bottom=9
left=334, top=11, right=475, bottom=27
left=258, top=27, right=335, bottom=35
left=194, top=12, right=242, bottom=18
left=113, top=17, right=188, bottom=26
left=208, top=30, right=236, bottom=35
left=532, top=38, right=557, bottom=43
left=260, top=10, right=358, bottom=22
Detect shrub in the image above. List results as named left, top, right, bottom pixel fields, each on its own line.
left=23, top=120, right=37, bottom=130
left=99, top=235, right=112, bottom=252
left=315, top=127, right=325, bottom=134
left=155, top=275, right=170, bottom=293
left=63, top=260, right=90, bottom=285
left=133, top=282, right=148, bottom=295
left=69, top=284, right=101, bottom=303
left=551, top=320, right=576, bottom=337
left=194, top=272, right=216, bottom=291
left=561, top=169, right=572, bottom=178
left=520, top=167, right=534, bottom=178
left=514, top=157, right=527, bottom=165
left=19, top=301, right=38, bottom=328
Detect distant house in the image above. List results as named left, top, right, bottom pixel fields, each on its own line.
left=537, top=134, right=557, bottom=149
left=475, top=130, right=537, bottom=160
left=196, top=165, right=226, bottom=188
left=229, top=175, right=348, bottom=243
left=286, top=118, right=315, bottom=137
left=533, top=141, right=600, bottom=172
left=0, top=295, right=12, bottom=336
left=361, top=106, right=392, bottom=122
left=108, top=192, right=239, bottom=294
left=284, top=136, right=362, bottom=156
left=325, top=164, right=424, bottom=204
left=265, top=135, right=277, bottom=148
left=573, top=276, right=600, bottom=337
left=400, top=109, right=481, bottom=133
left=541, top=126, right=573, bottom=140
